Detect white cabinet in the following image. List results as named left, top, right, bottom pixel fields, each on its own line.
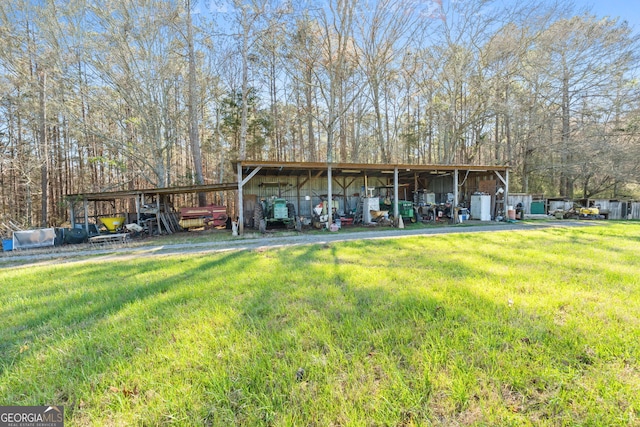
left=470, top=194, right=492, bottom=221
left=363, top=197, right=380, bottom=223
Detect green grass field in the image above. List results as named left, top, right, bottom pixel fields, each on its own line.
left=1, top=223, right=639, bottom=426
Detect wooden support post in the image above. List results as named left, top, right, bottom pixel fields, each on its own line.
left=69, top=200, right=76, bottom=228
left=296, top=174, right=300, bottom=218
left=156, top=193, right=162, bottom=234
left=454, top=169, right=459, bottom=224
left=237, top=163, right=244, bottom=235
left=327, top=164, right=333, bottom=227
left=83, top=199, right=89, bottom=234
left=393, top=167, right=399, bottom=219
left=136, top=194, right=141, bottom=224
left=308, top=170, right=313, bottom=219
left=505, top=169, right=509, bottom=212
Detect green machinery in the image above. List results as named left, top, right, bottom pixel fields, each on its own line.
left=380, top=198, right=416, bottom=223
left=254, top=196, right=297, bottom=231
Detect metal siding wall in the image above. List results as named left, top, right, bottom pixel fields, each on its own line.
left=600, top=201, right=639, bottom=219
left=244, top=175, right=369, bottom=219
left=430, top=176, right=453, bottom=203
left=242, top=172, right=495, bottom=219
left=595, top=201, right=640, bottom=219
left=548, top=201, right=573, bottom=212
left=608, top=202, right=622, bottom=220
left=507, top=195, right=533, bottom=214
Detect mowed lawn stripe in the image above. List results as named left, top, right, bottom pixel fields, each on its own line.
left=0, top=223, right=638, bottom=425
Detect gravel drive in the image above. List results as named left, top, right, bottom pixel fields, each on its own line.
left=1, top=220, right=596, bottom=268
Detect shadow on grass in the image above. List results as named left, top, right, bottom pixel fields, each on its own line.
left=0, top=228, right=638, bottom=425
left=0, top=251, right=256, bottom=376
left=220, top=238, right=631, bottom=424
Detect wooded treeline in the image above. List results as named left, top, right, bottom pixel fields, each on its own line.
left=1, top=0, right=639, bottom=227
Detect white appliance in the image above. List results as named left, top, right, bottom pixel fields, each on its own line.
left=363, top=197, right=380, bottom=223
left=470, top=194, right=492, bottom=221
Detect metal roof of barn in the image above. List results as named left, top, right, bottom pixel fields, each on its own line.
left=66, top=182, right=237, bottom=202
left=235, top=161, right=508, bottom=179
left=66, top=162, right=508, bottom=201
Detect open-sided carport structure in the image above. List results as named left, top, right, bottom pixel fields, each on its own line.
left=67, top=183, right=237, bottom=235
left=66, top=161, right=509, bottom=236
left=235, top=161, right=510, bottom=234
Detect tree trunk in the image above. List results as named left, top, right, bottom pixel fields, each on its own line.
left=305, top=64, right=315, bottom=161
left=560, top=65, right=572, bottom=198
left=372, top=78, right=388, bottom=163
left=186, top=1, right=206, bottom=206
left=38, top=69, right=48, bottom=227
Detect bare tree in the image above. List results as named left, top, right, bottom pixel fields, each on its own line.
left=286, top=15, right=322, bottom=161
left=310, top=0, right=361, bottom=225
left=2, top=0, right=640, bottom=229
left=354, top=0, right=428, bottom=163
left=0, top=0, right=58, bottom=226
left=532, top=14, right=639, bottom=197
left=185, top=0, right=207, bottom=205
left=85, top=0, right=185, bottom=188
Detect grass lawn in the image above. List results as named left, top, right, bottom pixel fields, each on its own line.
left=1, top=222, right=639, bottom=426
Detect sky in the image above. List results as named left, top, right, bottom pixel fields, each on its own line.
left=194, top=0, right=640, bottom=36
left=569, top=0, right=639, bottom=32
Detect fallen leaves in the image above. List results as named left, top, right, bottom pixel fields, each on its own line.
left=108, top=385, right=140, bottom=398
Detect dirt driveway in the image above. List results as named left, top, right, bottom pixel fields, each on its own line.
left=1, top=220, right=594, bottom=269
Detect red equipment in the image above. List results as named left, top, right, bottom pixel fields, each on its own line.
left=179, top=205, right=228, bottom=229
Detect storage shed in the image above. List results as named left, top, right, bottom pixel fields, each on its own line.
left=66, top=161, right=511, bottom=236
left=234, top=161, right=510, bottom=234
